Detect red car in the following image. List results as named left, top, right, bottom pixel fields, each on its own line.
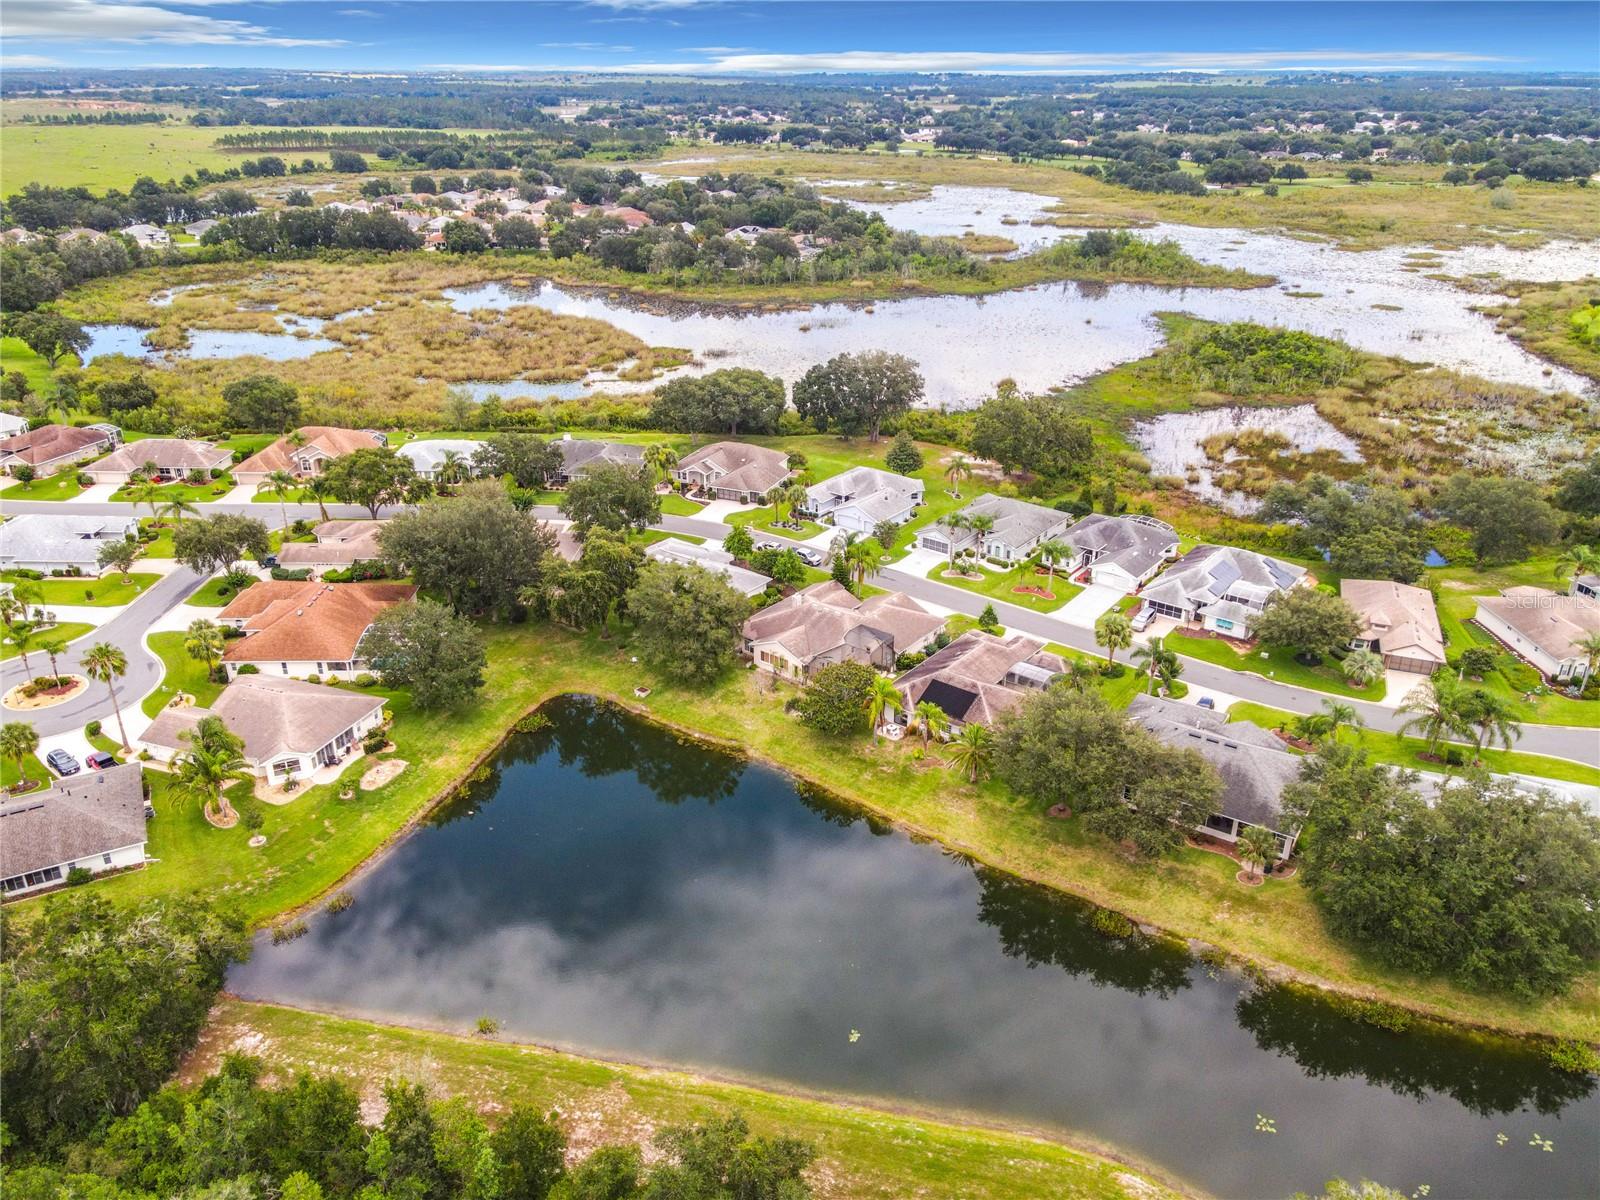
left=85, top=751, right=117, bottom=770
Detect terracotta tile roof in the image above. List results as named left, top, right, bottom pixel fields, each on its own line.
left=234, top=426, right=384, bottom=477
left=0, top=423, right=111, bottom=466
left=220, top=581, right=416, bottom=663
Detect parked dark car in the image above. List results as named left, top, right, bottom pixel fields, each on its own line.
left=46, top=749, right=81, bottom=776
left=1197, top=697, right=1217, bottom=710
left=86, top=750, right=117, bottom=770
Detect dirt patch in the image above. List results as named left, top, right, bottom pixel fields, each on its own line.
left=361, top=758, right=408, bottom=791
left=3, top=674, right=89, bottom=710
left=1012, top=585, right=1056, bottom=600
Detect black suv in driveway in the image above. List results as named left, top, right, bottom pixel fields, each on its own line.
left=46, top=749, right=81, bottom=777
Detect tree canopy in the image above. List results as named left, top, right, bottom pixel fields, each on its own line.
left=360, top=599, right=487, bottom=710
left=1436, top=473, right=1560, bottom=564
left=649, top=368, right=787, bottom=437
left=172, top=512, right=272, bottom=577
left=791, top=350, right=923, bottom=441
left=624, top=561, right=749, bottom=684
left=560, top=462, right=661, bottom=535
left=222, top=374, right=301, bottom=432
left=322, top=448, right=422, bottom=519
left=968, top=382, right=1093, bottom=481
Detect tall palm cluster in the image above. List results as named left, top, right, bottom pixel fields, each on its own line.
left=1396, top=672, right=1525, bottom=765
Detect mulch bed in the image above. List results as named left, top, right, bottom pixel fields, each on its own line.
left=1234, top=870, right=1265, bottom=887
left=1012, top=586, right=1056, bottom=600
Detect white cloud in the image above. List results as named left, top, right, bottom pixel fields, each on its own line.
left=539, top=41, right=634, bottom=51
left=338, top=8, right=382, bottom=17
left=3, top=0, right=346, bottom=46
left=586, top=0, right=714, bottom=10
left=1, top=53, right=61, bottom=68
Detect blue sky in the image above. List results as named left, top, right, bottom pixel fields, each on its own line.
left=4, top=1, right=1597, bottom=74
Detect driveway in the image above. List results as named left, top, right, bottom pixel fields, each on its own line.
left=1055, top=583, right=1127, bottom=629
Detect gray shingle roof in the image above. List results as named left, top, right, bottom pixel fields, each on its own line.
left=0, top=513, right=138, bottom=566
left=555, top=438, right=644, bottom=476
left=928, top=494, right=1071, bottom=551
left=92, top=438, right=232, bottom=475
left=1140, top=544, right=1306, bottom=614
left=1063, top=514, right=1178, bottom=578
left=0, top=763, right=146, bottom=879
left=141, top=675, right=384, bottom=764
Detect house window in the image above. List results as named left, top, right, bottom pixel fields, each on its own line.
left=271, top=758, right=298, bottom=779
left=102, top=853, right=113, bottom=865
left=4, top=865, right=65, bottom=892
left=1215, top=618, right=1234, bottom=631
left=1203, top=814, right=1235, bottom=835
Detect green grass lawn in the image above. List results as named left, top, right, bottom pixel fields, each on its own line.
left=184, top=577, right=248, bottom=607
left=84, top=724, right=127, bottom=760
left=926, top=558, right=1083, bottom=614
left=195, top=999, right=1177, bottom=1200
left=0, top=470, right=86, bottom=501
left=1170, top=629, right=1375, bottom=699
left=141, top=630, right=225, bottom=718
left=61, top=621, right=1598, bottom=1042
left=0, top=335, right=55, bottom=393
left=1, top=750, right=53, bottom=796
left=725, top=504, right=827, bottom=539
left=1227, top=701, right=1600, bottom=787
left=1, top=621, right=95, bottom=661
left=110, top=477, right=235, bottom=504
left=1429, top=558, right=1600, bottom=728
left=658, top=492, right=702, bottom=516
left=636, top=530, right=707, bottom=548
left=0, top=571, right=161, bottom=606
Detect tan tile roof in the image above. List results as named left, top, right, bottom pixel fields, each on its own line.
left=92, top=438, right=232, bottom=475
left=220, top=581, right=416, bottom=663
left=1340, top=578, right=1445, bottom=666
left=1476, top=587, right=1600, bottom=662
left=743, top=581, right=941, bottom=664
left=0, top=423, right=110, bottom=466
left=235, top=426, right=383, bottom=477
left=894, top=630, right=1065, bottom=724
left=675, top=441, right=791, bottom=496
left=276, top=520, right=388, bottom=567
left=141, top=676, right=383, bottom=763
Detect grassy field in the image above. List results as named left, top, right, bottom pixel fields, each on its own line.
left=111, top=477, right=235, bottom=503
left=186, top=999, right=1181, bottom=1200
left=141, top=629, right=225, bottom=718
left=0, top=471, right=87, bottom=501
left=0, top=571, right=161, bottom=605
left=1, top=621, right=95, bottom=662
left=1227, top=701, right=1600, bottom=787
left=0, top=335, right=55, bottom=393
left=1478, top=279, right=1600, bottom=384
left=927, top=559, right=1083, bottom=613
left=64, top=620, right=1599, bottom=1042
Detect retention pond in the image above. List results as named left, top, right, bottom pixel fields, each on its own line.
left=230, top=697, right=1598, bottom=1199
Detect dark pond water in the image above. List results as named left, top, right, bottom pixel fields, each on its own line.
left=230, top=697, right=1598, bottom=1199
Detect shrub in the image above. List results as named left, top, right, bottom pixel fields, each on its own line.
left=9, top=568, right=43, bottom=580
left=237, top=664, right=260, bottom=675
left=305, top=673, right=322, bottom=685
left=1502, top=661, right=1543, bottom=692
left=1091, top=908, right=1135, bottom=939
left=476, top=1016, right=501, bottom=1037
left=362, top=731, right=388, bottom=755
left=65, top=866, right=94, bottom=887
left=1100, top=662, right=1126, bottom=679
left=1546, top=1039, right=1600, bottom=1075
left=895, top=650, right=926, bottom=671
left=326, top=891, right=356, bottom=914
left=270, top=920, right=309, bottom=945
left=76, top=472, right=94, bottom=487
left=269, top=567, right=312, bottom=582
left=86, top=720, right=102, bottom=737
left=353, top=672, right=378, bottom=687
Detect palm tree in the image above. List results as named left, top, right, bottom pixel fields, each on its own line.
left=944, top=454, right=972, bottom=497
left=0, top=591, right=24, bottom=630
left=171, top=717, right=252, bottom=825
left=1, top=719, right=40, bottom=792
left=1237, top=824, right=1279, bottom=884
left=1554, top=543, right=1600, bottom=586
left=1036, top=538, right=1071, bottom=592
left=1319, top=699, right=1363, bottom=743
left=940, top=512, right=968, bottom=569
left=764, top=483, right=789, bottom=524
left=781, top=481, right=809, bottom=527
left=845, top=538, right=881, bottom=593
left=1064, top=658, right=1098, bottom=693
left=302, top=475, right=333, bottom=524
left=129, top=478, right=163, bottom=522
left=37, top=636, right=67, bottom=685
left=913, top=700, right=949, bottom=749
left=1461, top=689, right=1522, bottom=758
left=1395, top=674, right=1471, bottom=761
left=438, top=449, right=466, bottom=487
left=81, top=642, right=131, bottom=753
left=866, top=675, right=903, bottom=738
left=1131, top=637, right=1181, bottom=695
left=966, top=513, right=995, bottom=560
left=644, top=442, right=679, bottom=484
left=7, top=620, right=39, bottom=678
left=943, top=722, right=994, bottom=783
left=1340, top=648, right=1385, bottom=689
left=1576, top=631, right=1600, bottom=690
left=259, top=468, right=299, bottom=531
left=157, top=496, right=199, bottom=526
left=185, top=618, right=225, bottom=682
left=1094, top=610, right=1133, bottom=668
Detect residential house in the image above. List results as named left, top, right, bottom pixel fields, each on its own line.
left=0, top=763, right=148, bottom=896
left=1340, top=579, right=1445, bottom=674
left=276, top=520, right=388, bottom=573
left=217, top=580, right=417, bottom=679
left=232, top=426, right=388, bottom=488
left=84, top=438, right=232, bottom=486
left=1571, top=574, right=1600, bottom=602
left=551, top=435, right=645, bottom=485
left=1137, top=545, right=1308, bottom=639
left=120, top=223, right=171, bottom=248
left=0, top=513, right=139, bottom=573
left=605, top=206, right=653, bottom=229
left=644, top=537, right=769, bottom=597
left=742, top=580, right=943, bottom=678
left=1126, top=694, right=1301, bottom=860
left=916, top=495, right=1073, bottom=565
left=802, top=466, right=924, bottom=534
left=0, top=423, right=114, bottom=477
left=0, top=412, right=29, bottom=439
left=139, top=675, right=385, bottom=785
left=1060, top=514, right=1179, bottom=592
left=1473, top=587, right=1600, bottom=683
left=396, top=438, right=485, bottom=482
left=895, top=630, right=1065, bottom=729
left=673, top=441, right=791, bottom=504
left=184, top=219, right=220, bottom=238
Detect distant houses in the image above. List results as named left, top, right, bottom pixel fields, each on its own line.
left=1127, top=694, right=1302, bottom=860
left=217, top=580, right=417, bottom=678
left=0, top=513, right=139, bottom=574
left=140, top=675, right=386, bottom=784
left=0, top=412, right=29, bottom=439
left=1340, top=579, right=1445, bottom=674
left=1136, top=545, right=1308, bottom=639
left=1059, top=514, right=1179, bottom=592
left=0, top=763, right=148, bottom=897
left=0, top=424, right=116, bottom=477
left=673, top=441, right=791, bottom=504
left=895, top=630, right=1065, bottom=730
left=916, top=495, right=1073, bottom=564
left=85, top=437, right=232, bottom=486
left=232, top=426, right=388, bottom=488
left=802, top=466, right=923, bottom=534
left=1473, top=587, right=1600, bottom=684
left=742, top=580, right=943, bottom=678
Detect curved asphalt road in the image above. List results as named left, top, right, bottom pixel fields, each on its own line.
left=4, top=497, right=1596, bottom=768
